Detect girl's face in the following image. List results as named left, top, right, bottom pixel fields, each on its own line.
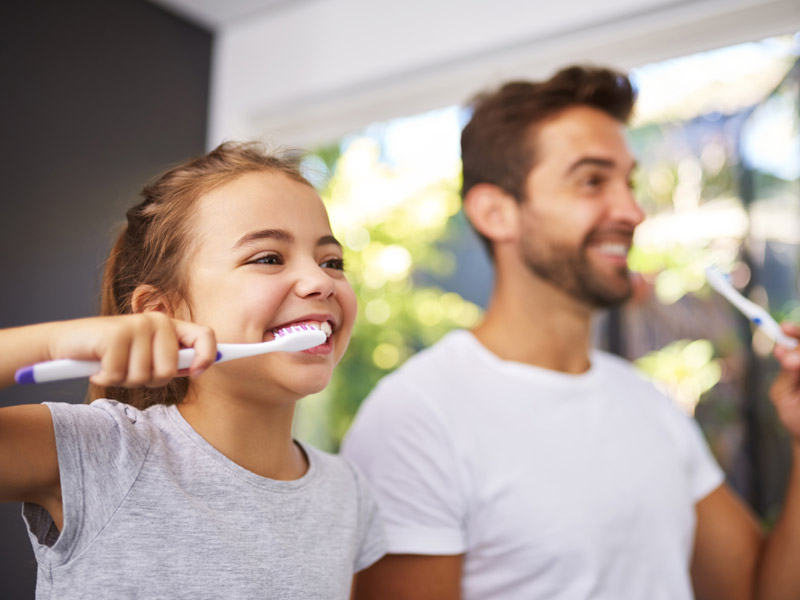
left=176, top=170, right=357, bottom=400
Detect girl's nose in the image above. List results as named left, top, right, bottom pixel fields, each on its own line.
left=294, top=262, right=336, bottom=299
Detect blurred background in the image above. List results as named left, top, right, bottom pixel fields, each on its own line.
left=2, top=0, right=799, bottom=596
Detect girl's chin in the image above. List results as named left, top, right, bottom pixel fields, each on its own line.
left=280, top=366, right=334, bottom=397
left=295, top=376, right=333, bottom=397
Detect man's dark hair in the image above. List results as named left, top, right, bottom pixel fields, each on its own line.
left=460, top=65, right=636, bottom=249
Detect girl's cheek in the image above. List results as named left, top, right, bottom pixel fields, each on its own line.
left=341, top=287, right=358, bottom=326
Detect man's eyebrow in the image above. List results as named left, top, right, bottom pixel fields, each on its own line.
left=565, top=157, right=615, bottom=174
left=232, top=229, right=293, bottom=250
left=565, top=157, right=638, bottom=176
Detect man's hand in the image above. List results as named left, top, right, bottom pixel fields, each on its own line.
left=771, top=322, right=800, bottom=441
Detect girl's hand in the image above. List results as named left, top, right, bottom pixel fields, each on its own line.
left=771, top=322, right=800, bottom=442
left=48, top=313, right=217, bottom=388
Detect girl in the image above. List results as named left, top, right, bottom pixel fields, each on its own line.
left=0, top=142, right=386, bottom=599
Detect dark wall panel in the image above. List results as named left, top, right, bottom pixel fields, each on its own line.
left=0, top=1, right=212, bottom=596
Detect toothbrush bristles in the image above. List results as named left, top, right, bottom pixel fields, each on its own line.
left=274, top=323, right=320, bottom=338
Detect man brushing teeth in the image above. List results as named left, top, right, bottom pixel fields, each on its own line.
left=343, top=65, right=800, bottom=600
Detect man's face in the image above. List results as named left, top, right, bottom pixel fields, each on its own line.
left=517, top=105, right=644, bottom=308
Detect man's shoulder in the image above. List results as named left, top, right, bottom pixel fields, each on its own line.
left=350, top=330, right=478, bottom=425
left=391, top=329, right=478, bottom=372
left=590, top=349, right=677, bottom=408
left=374, top=329, right=479, bottom=390
left=591, top=348, right=646, bottom=380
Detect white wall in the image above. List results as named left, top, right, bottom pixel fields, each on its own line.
left=204, top=0, right=800, bottom=149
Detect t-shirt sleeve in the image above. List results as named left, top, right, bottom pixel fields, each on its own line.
left=616, top=355, right=726, bottom=503
left=680, top=410, right=725, bottom=502
left=22, top=400, right=150, bottom=567
left=341, top=378, right=468, bottom=556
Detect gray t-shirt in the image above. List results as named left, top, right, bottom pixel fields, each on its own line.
left=23, top=399, right=386, bottom=599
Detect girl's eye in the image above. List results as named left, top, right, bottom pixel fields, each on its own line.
left=251, top=253, right=283, bottom=266
left=321, top=257, right=346, bottom=271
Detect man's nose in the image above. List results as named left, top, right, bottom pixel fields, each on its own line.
left=612, top=182, right=645, bottom=228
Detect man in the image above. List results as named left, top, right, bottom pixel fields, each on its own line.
left=342, top=65, right=800, bottom=599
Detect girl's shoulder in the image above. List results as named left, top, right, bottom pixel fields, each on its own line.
left=300, top=442, right=372, bottom=496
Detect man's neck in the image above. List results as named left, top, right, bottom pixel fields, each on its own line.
left=472, top=274, right=595, bottom=374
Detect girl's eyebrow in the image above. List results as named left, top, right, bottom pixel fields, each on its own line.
left=233, top=229, right=293, bottom=249
left=318, top=235, right=342, bottom=248
left=232, top=229, right=342, bottom=249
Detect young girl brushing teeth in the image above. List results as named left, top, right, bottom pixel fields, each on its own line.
left=0, top=142, right=386, bottom=599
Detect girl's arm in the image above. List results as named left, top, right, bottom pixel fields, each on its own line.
left=0, top=314, right=217, bottom=516
left=0, top=404, right=60, bottom=517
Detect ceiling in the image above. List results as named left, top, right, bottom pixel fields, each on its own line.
left=151, top=0, right=800, bottom=150
left=151, top=0, right=301, bottom=29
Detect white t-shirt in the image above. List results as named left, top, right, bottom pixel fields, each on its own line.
left=342, top=330, right=724, bottom=600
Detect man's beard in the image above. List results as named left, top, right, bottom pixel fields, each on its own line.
left=520, top=233, right=634, bottom=309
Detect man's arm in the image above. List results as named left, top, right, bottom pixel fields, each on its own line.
left=755, top=441, right=800, bottom=600
left=353, top=554, right=464, bottom=600
left=693, top=322, right=800, bottom=600
left=754, top=326, right=800, bottom=600
left=690, top=484, right=763, bottom=600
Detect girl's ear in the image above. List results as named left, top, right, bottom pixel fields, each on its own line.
left=131, top=284, right=173, bottom=315
left=463, top=183, right=520, bottom=244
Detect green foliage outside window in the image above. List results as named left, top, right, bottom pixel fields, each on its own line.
left=294, top=139, right=481, bottom=451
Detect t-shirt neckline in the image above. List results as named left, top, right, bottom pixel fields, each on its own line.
left=163, top=403, right=318, bottom=492
left=452, top=329, right=605, bottom=391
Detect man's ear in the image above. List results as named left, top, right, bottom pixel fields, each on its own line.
left=131, top=284, right=173, bottom=315
left=463, top=183, right=520, bottom=244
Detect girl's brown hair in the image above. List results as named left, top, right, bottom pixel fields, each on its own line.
left=88, top=141, right=311, bottom=409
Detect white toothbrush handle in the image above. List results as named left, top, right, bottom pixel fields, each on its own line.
left=15, top=328, right=326, bottom=384
left=19, top=359, right=107, bottom=384
left=15, top=348, right=220, bottom=385
left=706, top=267, right=798, bottom=349
left=752, top=313, right=799, bottom=349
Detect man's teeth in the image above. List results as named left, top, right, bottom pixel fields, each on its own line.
left=597, top=243, right=628, bottom=257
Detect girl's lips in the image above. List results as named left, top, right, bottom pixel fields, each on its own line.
left=301, top=337, right=334, bottom=356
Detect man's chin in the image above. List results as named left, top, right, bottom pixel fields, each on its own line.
left=578, top=274, right=634, bottom=308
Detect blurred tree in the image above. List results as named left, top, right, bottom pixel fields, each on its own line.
left=295, top=138, right=481, bottom=450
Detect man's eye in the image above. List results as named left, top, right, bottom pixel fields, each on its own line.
left=251, top=253, right=283, bottom=265
left=582, top=175, right=604, bottom=188
left=321, top=258, right=346, bottom=271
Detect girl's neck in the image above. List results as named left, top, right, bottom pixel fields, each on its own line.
left=178, top=384, right=307, bottom=481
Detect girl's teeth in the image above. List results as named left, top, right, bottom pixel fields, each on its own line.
left=274, top=321, right=333, bottom=338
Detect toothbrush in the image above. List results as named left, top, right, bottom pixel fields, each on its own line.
left=704, top=266, right=798, bottom=349
left=15, top=324, right=327, bottom=385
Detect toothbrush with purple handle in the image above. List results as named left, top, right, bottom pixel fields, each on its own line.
left=15, top=324, right=327, bottom=385
left=705, top=266, right=798, bottom=349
